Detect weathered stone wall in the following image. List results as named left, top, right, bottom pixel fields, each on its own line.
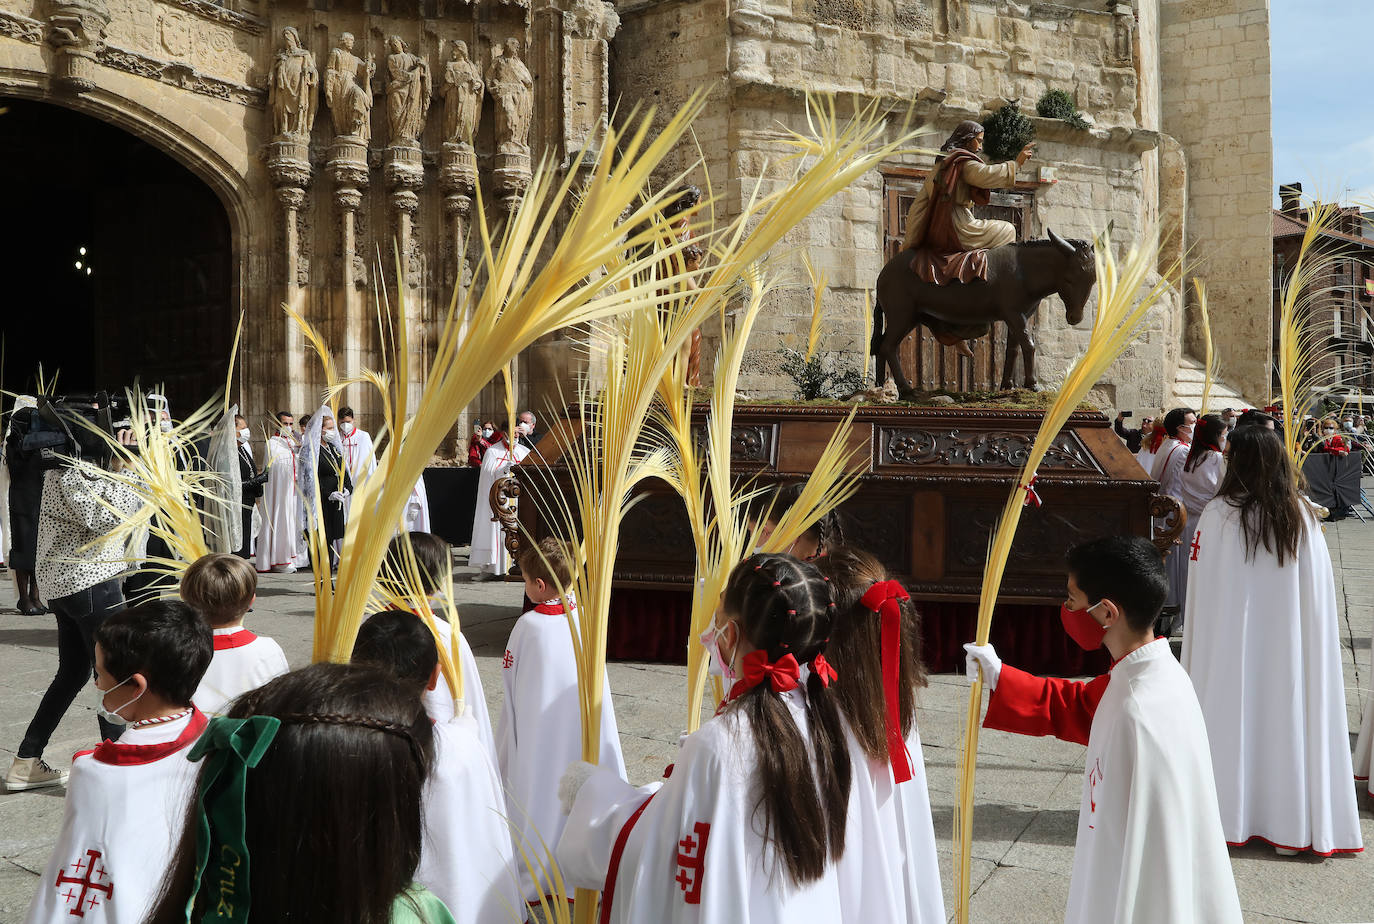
left=1160, top=0, right=1272, bottom=404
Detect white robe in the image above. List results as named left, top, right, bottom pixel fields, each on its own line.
left=1149, top=437, right=1185, bottom=482
left=192, top=627, right=290, bottom=716
left=258, top=435, right=302, bottom=571
left=557, top=688, right=845, bottom=923
left=497, top=599, right=625, bottom=904
left=426, top=616, right=497, bottom=767
left=341, top=426, right=378, bottom=523
left=1133, top=445, right=1157, bottom=477
left=469, top=441, right=528, bottom=575
left=1064, top=639, right=1241, bottom=923
left=418, top=712, right=524, bottom=924
left=25, top=710, right=206, bottom=924
left=1354, top=663, right=1374, bottom=798
left=1182, top=500, right=1364, bottom=855
left=404, top=475, right=432, bottom=534
left=837, top=723, right=944, bottom=924
left=1153, top=439, right=1191, bottom=609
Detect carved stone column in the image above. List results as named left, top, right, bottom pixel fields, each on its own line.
left=384, top=146, right=423, bottom=285
left=440, top=143, right=477, bottom=290
left=329, top=141, right=369, bottom=381
left=46, top=0, right=111, bottom=92
left=267, top=139, right=312, bottom=415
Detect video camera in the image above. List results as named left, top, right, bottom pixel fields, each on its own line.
left=20, top=391, right=136, bottom=470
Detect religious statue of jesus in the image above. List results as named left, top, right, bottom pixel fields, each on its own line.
left=385, top=35, right=432, bottom=148
left=486, top=38, right=533, bottom=156
left=440, top=40, right=483, bottom=147
left=325, top=32, right=375, bottom=142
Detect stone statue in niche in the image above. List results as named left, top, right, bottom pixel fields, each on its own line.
left=1109, top=0, right=1135, bottom=66
left=385, top=35, right=432, bottom=148
left=440, top=40, right=483, bottom=147
left=325, top=32, right=375, bottom=141
left=268, top=26, right=318, bottom=137
left=486, top=38, right=533, bottom=156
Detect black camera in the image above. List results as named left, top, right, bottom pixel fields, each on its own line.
left=21, top=391, right=133, bottom=469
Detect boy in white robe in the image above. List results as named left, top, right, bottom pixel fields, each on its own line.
left=338, top=405, right=377, bottom=525
left=470, top=435, right=529, bottom=576
left=498, top=537, right=624, bottom=913
left=964, top=535, right=1241, bottom=924
left=1148, top=406, right=1195, bottom=482
left=1355, top=677, right=1374, bottom=799
left=258, top=416, right=303, bottom=573
left=25, top=600, right=212, bottom=924
left=1182, top=429, right=1364, bottom=856
left=353, top=609, right=522, bottom=924
left=180, top=554, right=289, bottom=717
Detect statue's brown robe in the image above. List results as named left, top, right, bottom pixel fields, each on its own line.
left=902, top=151, right=1017, bottom=284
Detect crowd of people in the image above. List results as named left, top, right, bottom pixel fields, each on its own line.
left=0, top=388, right=1370, bottom=924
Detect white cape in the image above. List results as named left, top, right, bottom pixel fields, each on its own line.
left=837, top=722, right=944, bottom=924
left=418, top=712, right=523, bottom=924
left=404, top=475, right=431, bottom=534
left=1355, top=667, right=1374, bottom=798
left=340, top=426, right=377, bottom=524
left=192, top=628, right=290, bottom=717
left=1182, top=500, right=1363, bottom=854
left=496, top=601, right=624, bottom=903
left=426, top=617, right=497, bottom=767
left=558, top=688, right=845, bottom=923
left=1064, top=639, right=1241, bottom=923
left=25, top=710, right=205, bottom=924
left=469, top=441, right=528, bottom=575
left=258, top=435, right=302, bottom=570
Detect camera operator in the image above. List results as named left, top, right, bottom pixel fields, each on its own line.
left=4, top=398, right=142, bottom=793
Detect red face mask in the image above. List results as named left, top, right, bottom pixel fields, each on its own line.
left=1059, top=600, right=1106, bottom=650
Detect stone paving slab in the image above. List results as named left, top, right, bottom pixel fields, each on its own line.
left=1, top=522, right=1372, bottom=923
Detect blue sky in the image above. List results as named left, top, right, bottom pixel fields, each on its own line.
left=1271, top=1, right=1374, bottom=207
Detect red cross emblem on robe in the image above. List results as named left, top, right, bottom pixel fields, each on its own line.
left=502, top=649, right=514, bottom=669
left=56, top=849, right=114, bottom=917
left=674, top=821, right=710, bottom=904
left=1190, top=530, right=1202, bottom=562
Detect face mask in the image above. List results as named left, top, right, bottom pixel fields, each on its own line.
left=1059, top=600, right=1107, bottom=651
left=1324, top=429, right=1336, bottom=436
left=95, top=676, right=144, bottom=727
left=340, top=421, right=355, bottom=436
left=237, top=428, right=251, bottom=443
left=517, top=421, right=532, bottom=435
left=699, top=619, right=737, bottom=681
left=280, top=426, right=294, bottom=438
left=1178, top=425, right=1193, bottom=444
left=159, top=419, right=173, bottom=433
left=482, top=427, right=494, bottom=439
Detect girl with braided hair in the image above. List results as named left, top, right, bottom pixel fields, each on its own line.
left=557, top=553, right=852, bottom=921
left=815, top=547, right=944, bottom=924
left=148, top=662, right=457, bottom=924
left=758, top=482, right=846, bottom=561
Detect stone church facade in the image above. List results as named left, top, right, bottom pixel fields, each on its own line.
left=0, top=0, right=1271, bottom=435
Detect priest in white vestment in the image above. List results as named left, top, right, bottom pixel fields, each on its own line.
left=469, top=436, right=528, bottom=576
left=1182, top=425, right=1363, bottom=856
left=258, top=423, right=303, bottom=573
left=338, top=406, right=377, bottom=523
left=964, top=535, right=1242, bottom=923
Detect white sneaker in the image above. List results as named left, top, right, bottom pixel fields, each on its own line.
left=5, top=756, right=69, bottom=792
left=1274, top=846, right=1300, bottom=857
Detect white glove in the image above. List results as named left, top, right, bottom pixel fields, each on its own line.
left=558, top=760, right=598, bottom=815
left=328, top=491, right=347, bottom=504
left=963, top=642, right=1002, bottom=691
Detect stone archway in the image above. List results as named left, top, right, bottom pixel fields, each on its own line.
left=0, top=97, right=237, bottom=411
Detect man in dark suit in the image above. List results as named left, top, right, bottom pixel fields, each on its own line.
left=234, top=414, right=268, bottom=559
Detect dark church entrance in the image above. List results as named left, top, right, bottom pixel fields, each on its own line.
left=0, top=98, right=233, bottom=414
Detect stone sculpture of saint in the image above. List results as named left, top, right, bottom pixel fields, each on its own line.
left=268, top=27, right=319, bottom=138
left=486, top=38, right=533, bottom=156
left=325, top=32, right=375, bottom=141
left=385, top=35, right=432, bottom=148
left=440, top=41, right=483, bottom=147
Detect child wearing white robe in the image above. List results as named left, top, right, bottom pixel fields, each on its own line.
left=964, top=536, right=1241, bottom=924
left=556, top=553, right=851, bottom=924
left=25, top=600, right=212, bottom=924
left=1182, top=425, right=1363, bottom=856
left=181, top=553, right=289, bottom=716
left=1169, top=414, right=1228, bottom=624
left=815, top=548, right=944, bottom=924
left=498, top=538, right=625, bottom=915
left=353, top=609, right=522, bottom=924
left=258, top=427, right=302, bottom=573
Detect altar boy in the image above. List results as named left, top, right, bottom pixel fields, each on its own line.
left=25, top=601, right=212, bottom=924
left=962, top=536, right=1240, bottom=924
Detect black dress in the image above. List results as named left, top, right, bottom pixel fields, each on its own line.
left=4, top=407, right=44, bottom=571
left=237, top=443, right=267, bottom=558
left=316, top=442, right=353, bottom=544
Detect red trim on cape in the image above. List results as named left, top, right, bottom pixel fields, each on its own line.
left=86, top=709, right=208, bottom=766
left=212, top=629, right=259, bottom=651
left=533, top=601, right=573, bottom=616
left=600, top=794, right=656, bottom=924
left=1226, top=834, right=1364, bottom=857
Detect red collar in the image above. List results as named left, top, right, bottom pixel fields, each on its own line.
left=533, top=600, right=573, bottom=615
left=81, top=708, right=208, bottom=766
left=212, top=629, right=259, bottom=651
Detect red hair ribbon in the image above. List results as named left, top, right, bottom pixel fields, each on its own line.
left=811, top=653, right=838, bottom=688
left=1148, top=422, right=1168, bottom=453
left=728, top=651, right=800, bottom=700
left=859, top=580, right=914, bottom=784
left=1021, top=474, right=1042, bottom=509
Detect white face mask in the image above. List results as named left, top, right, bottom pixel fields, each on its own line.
left=517, top=421, right=532, bottom=436
left=340, top=421, right=355, bottom=436
left=699, top=618, right=737, bottom=682
left=237, top=428, right=251, bottom=443
left=280, top=426, right=294, bottom=438
left=95, top=676, right=144, bottom=727
left=159, top=419, right=173, bottom=433
left=1324, top=428, right=1336, bottom=435
left=482, top=427, right=494, bottom=439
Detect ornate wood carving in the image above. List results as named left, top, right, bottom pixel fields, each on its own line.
left=492, top=473, right=523, bottom=556
left=691, top=423, right=775, bottom=466
left=1149, top=493, right=1186, bottom=559
left=880, top=426, right=1098, bottom=471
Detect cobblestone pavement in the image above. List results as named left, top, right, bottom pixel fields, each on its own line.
left=1, top=522, right=1371, bottom=923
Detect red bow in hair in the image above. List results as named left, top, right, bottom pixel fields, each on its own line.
left=811, top=653, right=838, bottom=688
left=859, top=579, right=915, bottom=785
left=729, top=651, right=800, bottom=700
left=1148, top=423, right=1168, bottom=453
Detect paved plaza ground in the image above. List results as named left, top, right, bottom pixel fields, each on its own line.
left=0, top=522, right=1371, bottom=923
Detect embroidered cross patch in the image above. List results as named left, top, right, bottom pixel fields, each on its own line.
left=502, top=650, right=514, bottom=669
left=1087, top=758, right=1104, bottom=830
left=1190, top=530, right=1202, bottom=562
left=674, top=821, right=710, bottom=904
left=55, top=849, right=114, bottom=917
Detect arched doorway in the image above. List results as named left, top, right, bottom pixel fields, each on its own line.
left=0, top=98, right=234, bottom=412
